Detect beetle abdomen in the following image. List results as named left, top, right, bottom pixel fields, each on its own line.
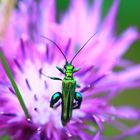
left=61, top=79, right=76, bottom=126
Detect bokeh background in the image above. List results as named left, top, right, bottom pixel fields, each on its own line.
left=102, top=0, right=140, bottom=139
left=0, top=0, right=140, bottom=139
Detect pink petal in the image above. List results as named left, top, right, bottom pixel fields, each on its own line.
left=109, top=106, right=140, bottom=120
left=100, top=0, right=119, bottom=38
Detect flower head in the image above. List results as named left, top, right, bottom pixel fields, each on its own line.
left=0, top=0, right=140, bottom=139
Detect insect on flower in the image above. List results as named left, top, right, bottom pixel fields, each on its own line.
left=41, top=33, right=97, bottom=126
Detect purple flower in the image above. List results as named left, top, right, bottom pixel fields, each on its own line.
left=0, top=0, right=140, bottom=139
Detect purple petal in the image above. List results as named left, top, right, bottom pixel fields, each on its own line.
left=115, top=64, right=140, bottom=83
left=93, top=115, right=104, bottom=132
left=93, top=132, right=101, bottom=140
left=90, top=0, right=102, bottom=32
left=101, top=0, right=119, bottom=37
left=99, top=28, right=139, bottom=73
left=110, top=106, right=140, bottom=120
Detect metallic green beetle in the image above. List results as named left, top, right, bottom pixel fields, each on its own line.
left=42, top=33, right=96, bottom=126
left=50, top=64, right=81, bottom=126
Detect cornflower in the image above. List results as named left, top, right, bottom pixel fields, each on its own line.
left=0, top=0, right=140, bottom=140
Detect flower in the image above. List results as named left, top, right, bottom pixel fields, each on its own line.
left=0, top=0, right=140, bottom=140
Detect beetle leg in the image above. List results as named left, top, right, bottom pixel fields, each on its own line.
left=73, top=92, right=82, bottom=109
left=56, top=66, right=65, bottom=74
left=50, top=92, right=62, bottom=108
left=48, top=76, right=62, bottom=81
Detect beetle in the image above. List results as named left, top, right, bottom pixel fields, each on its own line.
left=41, top=33, right=96, bottom=126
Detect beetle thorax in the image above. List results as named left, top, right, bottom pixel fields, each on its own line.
left=65, top=64, right=74, bottom=80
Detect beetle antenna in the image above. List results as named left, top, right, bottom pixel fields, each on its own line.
left=41, top=35, right=68, bottom=63
left=70, top=32, right=97, bottom=64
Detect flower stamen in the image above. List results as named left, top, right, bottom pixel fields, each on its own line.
left=0, top=112, right=17, bottom=117
left=14, top=59, right=23, bottom=72
left=25, top=78, right=32, bottom=91
left=8, top=87, right=15, bottom=94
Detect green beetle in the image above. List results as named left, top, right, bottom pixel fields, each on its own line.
left=42, top=33, right=96, bottom=126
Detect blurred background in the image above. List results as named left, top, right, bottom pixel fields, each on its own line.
left=102, top=0, right=140, bottom=138
left=0, top=0, right=140, bottom=139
